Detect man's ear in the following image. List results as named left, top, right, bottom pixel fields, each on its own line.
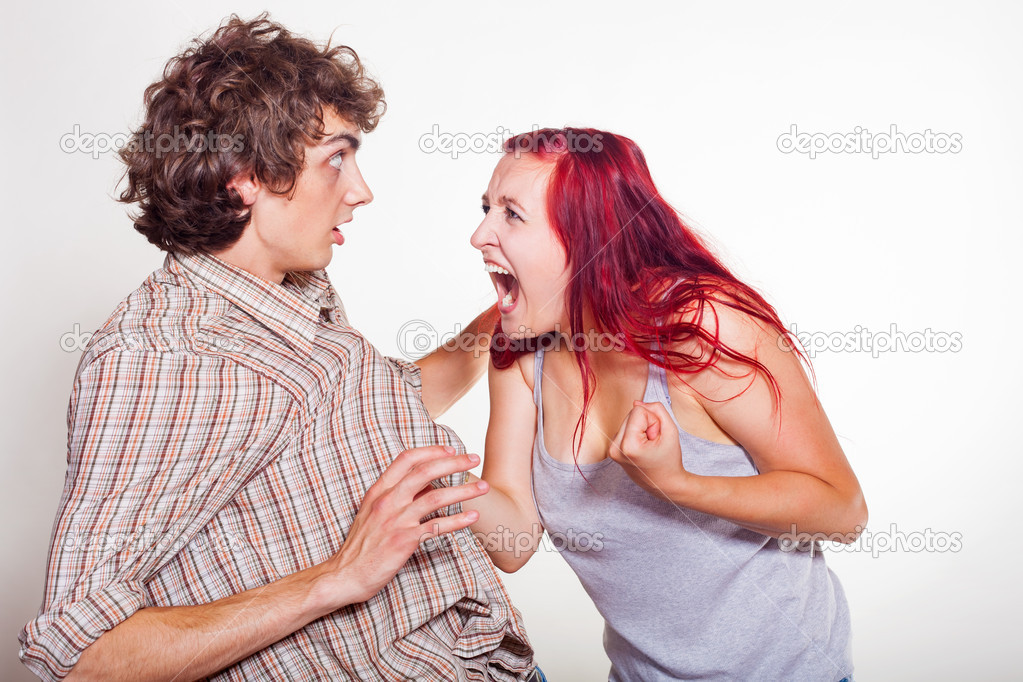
left=226, top=170, right=260, bottom=207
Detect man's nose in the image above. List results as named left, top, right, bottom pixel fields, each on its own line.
left=346, top=166, right=374, bottom=207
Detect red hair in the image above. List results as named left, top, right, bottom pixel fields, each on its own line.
left=490, top=128, right=807, bottom=460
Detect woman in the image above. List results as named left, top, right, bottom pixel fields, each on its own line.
left=464, top=128, right=865, bottom=681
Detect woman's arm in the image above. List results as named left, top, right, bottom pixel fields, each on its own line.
left=611, top=299, right=867, bottom=541
left=415, top=306, right=500, bottom=419
left=462, top=356, right=545, bottom=572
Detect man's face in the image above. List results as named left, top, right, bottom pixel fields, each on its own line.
left=224, top=108, right=373, bottom=282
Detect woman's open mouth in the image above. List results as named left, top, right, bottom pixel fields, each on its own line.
left=485, top=263, right=520, bottom=313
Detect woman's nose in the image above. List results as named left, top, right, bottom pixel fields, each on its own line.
left=470, top=219, right=493, bottom=251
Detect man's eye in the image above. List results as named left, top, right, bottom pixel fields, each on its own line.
left=329, top=152, right=344, bottom=170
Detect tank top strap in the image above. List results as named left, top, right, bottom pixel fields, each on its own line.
left=642, top=358, right=671, bottom=405
left=532, top=345, right=546, bottom=407
left=533, top=339, right=675, bottom=426
left=645, top=341, right=689, bottom=437
left=646, top=338, right=668, bottom=398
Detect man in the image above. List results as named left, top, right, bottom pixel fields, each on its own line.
left=19, top=14, right=539, bottom=681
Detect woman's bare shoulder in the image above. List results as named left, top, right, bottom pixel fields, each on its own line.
left=514, top=350, right=536, bottom=392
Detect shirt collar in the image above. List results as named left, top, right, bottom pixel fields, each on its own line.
left=167, top=251, right=342, bottom=358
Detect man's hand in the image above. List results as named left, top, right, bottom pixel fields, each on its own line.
left=321, top=445, right=488, bottom=604
left=609, top=401, right=689, bottom=500
left=66, top=445, right=488, bottom=682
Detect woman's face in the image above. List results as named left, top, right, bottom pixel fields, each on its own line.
left=470, top=153, right=571, bottom=338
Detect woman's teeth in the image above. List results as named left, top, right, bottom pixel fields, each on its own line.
left=485, top=263, right=518, bottom=310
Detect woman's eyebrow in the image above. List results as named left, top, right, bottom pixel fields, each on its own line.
left=501, top=195, right=526, bottom=214
left=481, top=193, right=525, bottom=209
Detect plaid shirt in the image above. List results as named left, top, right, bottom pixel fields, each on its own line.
left=19, top=252, right=533, bottom=681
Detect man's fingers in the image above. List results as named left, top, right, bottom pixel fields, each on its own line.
left=368, top=445, right=459, bottom=500
left=362, top=452, right=479, bottom=532
left=408, top=478, right=488, bottom=521
left=416, top=510, right=480, bottom=543
left=391, top=452, right=480, bottom=504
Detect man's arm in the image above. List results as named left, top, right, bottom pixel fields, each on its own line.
left=414, top=305, right=500, bottom=419
left=19, top=350, right=484, bottom=682
left=67, top=446, right=486, bottom=682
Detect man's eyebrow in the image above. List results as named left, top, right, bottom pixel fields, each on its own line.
left=322, top=131, right=361, bottom=150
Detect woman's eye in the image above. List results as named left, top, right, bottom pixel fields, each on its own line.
left=481, top=204, right=490, bottom=215
left=505, top=207, right=522, bottom=221
left=329, top=152, right=344, bottom=170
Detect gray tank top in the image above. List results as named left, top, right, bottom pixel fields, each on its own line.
left=530, top=346, right=853, bottom=681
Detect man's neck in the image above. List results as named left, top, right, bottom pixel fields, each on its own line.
left=212, top=237, right=287, bottom=284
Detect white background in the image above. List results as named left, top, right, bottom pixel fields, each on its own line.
left=2, top=1, right=1019, bottom=680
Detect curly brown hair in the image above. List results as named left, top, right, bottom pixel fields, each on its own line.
left=117, top=13, right=386, bottom=255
